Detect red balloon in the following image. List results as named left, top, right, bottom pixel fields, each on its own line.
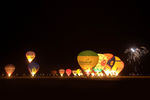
left=66, top=69, right=72, bottom=76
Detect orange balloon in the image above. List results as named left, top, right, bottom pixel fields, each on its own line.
left=5, top=64, right=15, bottom=77
left=59, top=69, right=65, bottom=76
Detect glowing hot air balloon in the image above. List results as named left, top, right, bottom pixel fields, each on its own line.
left=5, top=64, right=15, bottom=77
left=93, top=54, right=108, bottom=73
left=72, top=70, right=77, bottom=76
left=66, top=69, right=72, bottom=76
left=77, top=50, right=99, bottom=72
left=76, top=69, right=82, bottom=76
left=28, top=62, right=40, bottom=77
left=26, top=51, right=36, bottom=63
left=111, top=56, right=124, bottom=76
left=51, top=70, right=57, bottom=76
left=93, top=53, right=124, bottom=76
left=59, top=69, right=65, bottom=77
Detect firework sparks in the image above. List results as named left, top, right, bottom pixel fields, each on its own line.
left=124, top=46, right=149, bottom=64
left=124, top=46, right=149, bottom=74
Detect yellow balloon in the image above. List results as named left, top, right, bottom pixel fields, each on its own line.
left=112, top=56, right=124, bottom=75
left=76, top=69, right=82, bottom=74
left=76, top=69, right=83, bottom=76
left=26, top=51, right=36, bottom=63
left=77, top=50, right=99, bottom=70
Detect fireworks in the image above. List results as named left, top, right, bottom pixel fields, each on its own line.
left=124, top=46, right=149, bottom=64
left=124, top=46, right=149, bottom=74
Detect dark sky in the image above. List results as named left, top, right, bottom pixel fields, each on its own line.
left=1, top=0, right=150, bottom=74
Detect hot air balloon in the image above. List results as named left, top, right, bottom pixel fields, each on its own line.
left=59, top=69, right=65, bottom=77
left=28, top=62, right=40, bottom=77
left=93, top=54, right=107, bottom=73
left=5, top=64, right=15, bottom=77
left=66, top=69, right=72, bottom=76
left=77, top=50, right=99, bottom=72
left=76, top=69, right=82, bottom=76
left=72, top=70, right=77, bottom=76
left=103, top=54, right=124, bottom=76
left=51, top=70, right=57, bottom=76
left=26, top=51, right=36, bottom=63
left=111, top=56, right=124, bottom=76
left=93, top=53, right=124, bottom=76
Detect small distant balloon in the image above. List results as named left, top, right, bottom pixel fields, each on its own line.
left=28, top=62, right=40, bottom=77
left=72, top=70, right=77, bottom=76
left=66, top=69, right=72, bottom=76
left=51, top=70, right=57, bottom=76
left=76, top=69, right=82, bottom=76
left=5, top=64, right=15, bottom=77
left=59, top=69, right=65, bottom=77
left=26, top=51, right=36, bottom=63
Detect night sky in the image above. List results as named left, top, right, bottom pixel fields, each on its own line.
left=1, top=0, right=150, bottom=75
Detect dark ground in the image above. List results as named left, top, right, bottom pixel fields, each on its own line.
left=0, top=78, right=150, bottom=99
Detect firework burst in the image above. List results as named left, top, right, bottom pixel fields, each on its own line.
left=124, top=46, right=149, bottom=74
left=124, top=46, right=149, bottom=64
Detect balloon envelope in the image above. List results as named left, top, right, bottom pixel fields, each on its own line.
left=51, top=70, right=57, bottom=76
left=66, top=69, right=72, bottom=76
left=76, top=69, right=82, bottom=76
left=28, top=62, right=39, bottom=76
left=93, top=54, right=108, bottom=73
left=77, top=50, right=99, bottom=70
left=111, top=56, right=124, bottom=75
left=59, top=69, right=65, bottom=76
left=26, top=51, right=36, bottom=63
left=72, top=70, right=77, bottom=76
left=5, top=64, right=15, bottom=77
left=93, top=53, right=124, bottom=76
